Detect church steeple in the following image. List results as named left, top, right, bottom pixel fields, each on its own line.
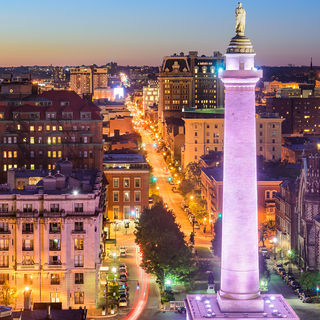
left=308, top=57, right=315, bottom=86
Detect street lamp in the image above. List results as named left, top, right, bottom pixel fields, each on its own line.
left=190, top=195, right=194, bottom=200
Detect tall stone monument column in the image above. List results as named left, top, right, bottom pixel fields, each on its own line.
left=217, top=3, right=263, bottom=312
left=184, top=4, right=300, bottom=318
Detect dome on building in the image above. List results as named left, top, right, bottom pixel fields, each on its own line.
left=227, top=34, right=255, bottom=54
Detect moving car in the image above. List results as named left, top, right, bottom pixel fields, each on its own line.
left=118, top=297, right=128, bottom=307
left=120, top=246, right=127, bottom=257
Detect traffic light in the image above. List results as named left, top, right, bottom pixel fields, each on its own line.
left=168, top=177, right=172, bottom=181
left=218, top=213, right=223, bottom=219
left=152, top=176, right=157, bottom=182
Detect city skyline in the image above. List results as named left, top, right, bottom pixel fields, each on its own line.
left=0, top=0, right=319, bottom=67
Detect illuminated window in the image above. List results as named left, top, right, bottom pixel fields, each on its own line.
left=38, top=125, right=43, bottom=131
left=30, top=164, right=35, bottom=170
left=58, top=126, right=63, bottom=131
left=8, top=152, right=12, bottom=158
left=52, top=151, right=57, bottom=158
left=48, top=151, right=51, bottom=158
left=46, top=125, right=50, bottom=131
left=48, top=164, right=52, bottom=170
left=3, top=165, right=7, bottom=172
left=48, top=137, right=51, bottom=144
left=30, top=126, right=35, bottom=132
left=52, top=126, right=56, bottom=131
left=52, top=137, right=56, bottom=144
left=124, top=191, right=130, bottom=202
left=13, top=151, right=17, bottom=158
left=17, top=124, right=21, bottom=130
left=58, top=151, right=62, bottom=158
left=57, top=137, right=61, bottom=143
left=3, top=151, right=6, bottom=158
left=30, top=137, right=35, bottom=144
left=23, top=138, right=27, bottom=143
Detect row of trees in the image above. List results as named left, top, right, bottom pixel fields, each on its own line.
left=134, top=201, right=195, bottom=293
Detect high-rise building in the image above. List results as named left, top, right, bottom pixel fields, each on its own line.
left=51, top=66, right=67, bottom=84
left=0, top=90, right=103, bottom=182
left=142, top=81, right=159, bottom=113
left=0, top=162, right=104, bottom=310
left=158, top=52, right=224, bottom=131
left=70, top=67, right=108, bottom=98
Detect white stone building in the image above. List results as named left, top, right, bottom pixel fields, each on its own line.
left=0, top=160, right=104, bottom=310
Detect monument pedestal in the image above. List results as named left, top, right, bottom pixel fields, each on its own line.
left=185, top=294, right=300, bottom=319
left=217, top=291, right=264, bottom=313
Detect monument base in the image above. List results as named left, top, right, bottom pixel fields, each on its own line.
left=217, top=291, right=264, bottom=312
left=185, top=294, right=300, bottom=319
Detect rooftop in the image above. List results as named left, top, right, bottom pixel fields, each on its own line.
left=103, top=153, right=147, bottom=164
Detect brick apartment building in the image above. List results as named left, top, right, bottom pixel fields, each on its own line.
left=103, top=154, right=149, bottom=221
left=0, top=90, right=103, bottom=182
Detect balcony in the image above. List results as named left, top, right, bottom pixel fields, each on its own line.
left=0, top=230, right=10, bottom=234
left=49, top=228, right=61, bottom=234
left=49, top=246, right=61, bottom=251
left=0, top=265, right=9, bottom=268
left=22, top=247, right=34, bottom=251
left=22, top=229, right=33, bottom=234
left=72, top=229, right=86, bottom=234
left=74, top=263, right=84, bottom=268
left=0, top=247, right=9, bottom=251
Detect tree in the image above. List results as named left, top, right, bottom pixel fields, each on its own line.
left=259, top=220, right=276, bottom=247
left=134, top=201, right=195, bottom=292
left=211, top=217, right=222, bottom=257
left=299, top=271, right=320, bottom=291
left=179, top=179, right=194, bottom=195
left=0, top=282, right=16, bottom=306
left=187, top=196, right=207, bottom=222
left=185, top=162, right=201, bottom=188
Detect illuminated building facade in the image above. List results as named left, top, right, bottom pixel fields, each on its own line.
left=0, top=90, right=103, bottom=182
left=103, top=154, right=149, bottom=222
left=0, top=164, right=104, bottom=310
left=143, top=81, right=159, bottom=113
left=70, top=67, right=108, bottom=98
left=182, top=109, right=283, bottom=169
left=266, top=97, right=320, bottom=134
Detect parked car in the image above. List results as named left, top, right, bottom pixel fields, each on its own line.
left=277, top=267, right=285, bottom=275
left=119, top=263, right=127, bottom=270
left=119, top=274, right=127, bottom=282
left=300, top=291, right=314, bottom=303
left=118, top=297, right=128, bottom=307
left=273, top=263, right=283, bottom=272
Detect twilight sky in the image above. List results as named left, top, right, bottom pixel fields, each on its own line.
left=0, top=0, right=319, bottom=67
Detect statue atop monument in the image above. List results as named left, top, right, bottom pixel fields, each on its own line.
left=235, top=2, right=246, bottom=35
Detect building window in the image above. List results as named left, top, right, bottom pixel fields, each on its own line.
left=124, top=206, right=130, bottom=220
left=265, top=191, right=270, bottom=199
left=49, top=239, right=61, bottom=251
left=1, top=255, right=10, bottom=267
left=0, top=239, right=9, bottom=250
left=259, top=132, right=262, bottom=136
left=195, top=140, right=198, bottom=144
left=113, top=191, right=119, bottom=202
left=0, top=274, right=9, bottom=285
left=272, top=139, right=275, bottom=144
left=30, top=137, right=35, bottom=144
left=134, top=178, right=141, bottom=188
left=75, top=203, right=83, bottom=212
left=0, top=223, right=9, bottom=232
left=124, top=178, right=130, bottom=188
left=113, top=207, right=119, bottom=220
left=74, top=238, right=84, bottom=250
left=259, top=124, right=263, bottom=128
left=30, top=126, right=34, bottom=132
left=74, top=292, right=84, bottom=304
left=75, top=254, right=83, bottom=267
left=113, top=178, right=119, bottom=188
left=75, top=273, right=84, bottom=284
left=0, top=204, right=8, bottom=213
left=38, top=125, right=43, bottom=131
left=50, top=274, right=60, bottom=285
left=22, top=239, right=33, bottom=251
left=74, top=222, right=84, bottom=232
left=49, top=223, right=61, bottom=233
left=194, top=132, right=198, bottom=137
left=22, top=223, right=33, bottom=233
left=259, top=146, right=263, bottom=151
left=50, top=204, right=59, bottom=212
left=50, top=292, right=60, bottom=303
left=49, top=255, right=61, bottom=265
left=134, top=191, right=141, bottom=202
left=124, top=191, right=130, bottom=202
